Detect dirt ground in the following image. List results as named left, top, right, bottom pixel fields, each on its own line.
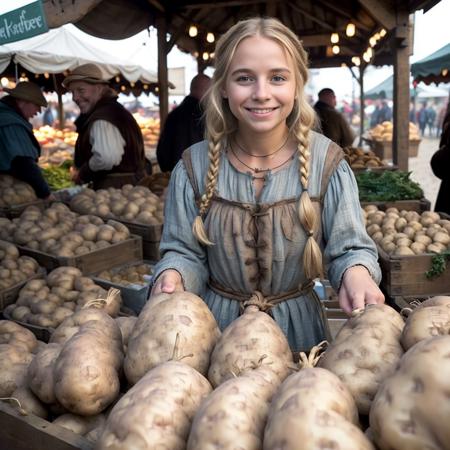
left=408, top=136, right=441, bottom=210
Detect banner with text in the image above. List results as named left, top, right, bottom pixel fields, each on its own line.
left=0, top=1, right=48, bottom=45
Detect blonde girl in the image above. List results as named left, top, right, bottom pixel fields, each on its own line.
left=151, top=17, right=384, bottom=352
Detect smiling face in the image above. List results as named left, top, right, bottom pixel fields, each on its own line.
left=16, top=100, right=42, bottom=120
left=222, top=35, right=296, bottom=138
left=68, top=81, right=106, bottom=114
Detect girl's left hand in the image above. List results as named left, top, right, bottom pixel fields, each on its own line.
left=338, top=265, right=385, bottom=315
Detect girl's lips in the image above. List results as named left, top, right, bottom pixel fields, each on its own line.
left=245, top=107, right=278, bottom=114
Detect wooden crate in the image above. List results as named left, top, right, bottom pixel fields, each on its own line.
left=17, top=235, right=143, bottom=275
left=0, top=199, right=45, bottom=219
left=370, top=139, right=420, bottom=159
left=1, top=309, right=53, bottom=342
left=115, top=219, right=162, bottom=261
left=377, top=245, right=450, bottom=297
left=0, top=402, right=93, bottom=450
left=360, top=198, right=431, bottom=213
left=0, top=267, right=46, bottom=311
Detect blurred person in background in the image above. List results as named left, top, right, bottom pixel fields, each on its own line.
left=426, top=103, right=437, bottom=137
left=431, top=99, right=450, bottom=215
left=370, top=94, right=392, bottom=127
left=156, top=73, right=211, bottom=172
left=418, top=102, right=428, bottom=136
left=63, top=63, right=147, bottom=189
left=314, top=88, right=355, bottom=148
left=0, top=81, right=53, bottom=199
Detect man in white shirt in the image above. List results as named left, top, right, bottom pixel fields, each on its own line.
left=62, top=64, right=146, bottom=189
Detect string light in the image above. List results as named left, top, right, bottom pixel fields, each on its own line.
left=331, top=33, right=339, bottom=44
left=332, top=45, right=340, bottom=54
left=363, top=51, right=371, bottom=63
left=115, top=76, right=120, bottom=82
left=346, top=23, right=356, bottom=37
left=351, top=56, right=361, bottom=66
left=120, top=85, right=126, bottom=91
left=380, top=28, right=387, bottom=37
left=369, top=37, right=377, bottom=47
left=374, top=32, right=381, bottom=41
left=366, top=47, right=373, bottom=59
left=206, top=32, right=215, bottom=43
left=44, top=73, right=49, bottom=79
left=188, top=25, right=198, bottom=37
left=202, top=52, right=209, bottom=60
left=1, top=77, right=9, bottom=87
left=442, top=68, right=448, bottom=76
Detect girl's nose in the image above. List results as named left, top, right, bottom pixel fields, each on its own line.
left=252, top=79, right=270, bottom=101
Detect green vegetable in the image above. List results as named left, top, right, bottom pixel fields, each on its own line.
left=356, top=171, right=423, bottom=202
left=42, top=161, right=74, bottom=190
left=425, top=250, right=450, bottom=279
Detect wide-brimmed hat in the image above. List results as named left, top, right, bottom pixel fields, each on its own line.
left=4, top=81, right=47, bottom=107
left=62, top=63, right=109, bottom=88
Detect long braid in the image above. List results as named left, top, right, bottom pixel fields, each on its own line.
left=192, top=138, right=222, bottom=245
left=296, top=124, right=323, bottom=280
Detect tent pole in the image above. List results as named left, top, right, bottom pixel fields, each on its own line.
left=359, top=65, right=365, bottom=146
left=156, top=15, right=169, bottom=128
left=52, top=73, right=64, bottom=130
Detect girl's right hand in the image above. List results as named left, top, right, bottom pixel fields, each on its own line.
left=151, top=269, right=184, bottom=296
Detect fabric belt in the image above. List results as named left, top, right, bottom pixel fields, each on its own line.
left=208, top=278, right=315, bottom=313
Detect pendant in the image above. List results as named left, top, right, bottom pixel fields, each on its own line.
left=254, top=167, right=264, bottom=173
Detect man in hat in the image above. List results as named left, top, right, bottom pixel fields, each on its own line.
left=62, top=63, right=147, bottom=189
left=0, top=81, right=52, bottom=199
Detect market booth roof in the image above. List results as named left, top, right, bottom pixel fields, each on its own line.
left=0, top=25, right=171, bottom=96
left=411, top=43, right=450, bottom=85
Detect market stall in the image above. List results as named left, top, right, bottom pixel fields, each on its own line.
left=411, top=42, right=450, bottom=85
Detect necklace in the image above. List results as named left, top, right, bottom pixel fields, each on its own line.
left=230, top=144, right=295, bottom=178
left=234, top=135, right=290, bottom=158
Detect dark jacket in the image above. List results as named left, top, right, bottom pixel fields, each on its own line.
left=156, top=95, right=205, bottom=172
left=431, top=111, right=450, bottom=215
left=0, top=98, right=50, bottom=198
left=314, top=101, right=355, bottom=148
left=74, top=94, right=146, bottom=189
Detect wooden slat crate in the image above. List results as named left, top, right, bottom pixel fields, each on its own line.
left=360, top=198, right=431, bottom=213
left=114, top=219, right=162, bottom=261
left=0, top=267, right=46, bottom=311
left=377, top=245, right=450, bottom=297
left=17, top=235, right=143, bottom=275
left=0, top=402, right=93, bottom=450
left=0, top=199, right=45, bottom=219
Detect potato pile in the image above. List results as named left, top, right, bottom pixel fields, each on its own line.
left=368, top=121, right=420, bottom=141
left=2, top=266, right=119, bottom=329
left=0, top=202, right=131, bottom=257
left=0, top=175, right=37, bottom=207
left=0, top=240, right=41, bottom=291
left=138, top=171, right=171, bottom=196
left=363, top=206, right=450, bottom=255
left=96, top=263, right=152, bottom=286
left=343, top=147, right=386, bottom=170
left=69, top=185, right=164, bottom=225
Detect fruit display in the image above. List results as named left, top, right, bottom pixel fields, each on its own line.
left=34, top=126, right=76, bottom=166
left=0, top=175, right=37, bottom=207
left=367, top=121, right=420, bottom=142
left=69, top=185, right=164, bottom=225
left=0, top=240, right=41, bottom=291
left=133, top=114, right=160, bottom=149
left=0, top=202, right=131, bottom=257
left=363, top=206, right=450, bottom=256
left=343, top=146, right=387, bottom=170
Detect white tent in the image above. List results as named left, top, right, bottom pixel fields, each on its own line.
left=0, top=25, right=161, bottom=88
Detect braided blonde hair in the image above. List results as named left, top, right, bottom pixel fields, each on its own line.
left=193, top=17, right=322, bottom=279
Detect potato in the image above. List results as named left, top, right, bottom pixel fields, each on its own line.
left=188, top=367, right=282, bottom=450
left=318, top=304, right=404, bottom=415
left=0, top=344, right=34, bottom=396
left=370, top=336, right=450, bottom=450
left=97, top=361, right=212, bottom=450
left=115, top=316, right=137, bottom=353
left=263, top=359, right=374, bottom=450
left=10, top=385, right=48, bottom=419
left=0, top=320, right=37, bottom=352
left=124, top=292, right=220, bottom=385
left=53, top=413, right=105, bottom=436
left=52, top=308, right=123, bottom=415
left=208, top=305, right=293, bottom=388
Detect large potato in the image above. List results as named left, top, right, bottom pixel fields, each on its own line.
left=97, top=361, right=212, bottom=450
left=208, top=306, right=294, bottom=388
left=0, top=344, right=33, bottom=396
left=263, top=354, right=373, bottom=450
left=370, top=335, right=450, bottom=450
left=188, top=366, right=282, bottom=450
left=124, top=292, right=220, bottom=385
left=52, top=308, right=123, bottom=415
left=318, top=304, right=404, bottom=415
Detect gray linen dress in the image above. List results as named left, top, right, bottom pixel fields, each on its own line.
left=153, top=131, right=381, bottom=352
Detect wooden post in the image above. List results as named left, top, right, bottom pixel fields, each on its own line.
left=156, top=15, right=169, bottom=128
left=359, top=65, right=365, bottom=146
left=392, top=9, right=411, bottom=171
left=52, top=74, right=64, bottom=130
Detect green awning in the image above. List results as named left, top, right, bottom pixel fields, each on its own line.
left=411, top=44, right=450, bottom=85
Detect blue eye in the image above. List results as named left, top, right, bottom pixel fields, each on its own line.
left=236, top=75, right=253, bottom=83
left=272, top=75, right=286, bottom=82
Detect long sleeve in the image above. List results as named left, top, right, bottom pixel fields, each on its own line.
left=152, top=159, right=209, bottom=294
left=322, top=160, right=381, bottom=290
left=89, top=120, right=125, bottom=171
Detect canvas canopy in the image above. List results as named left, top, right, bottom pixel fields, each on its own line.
left=411, top=43, right=450, bottom=85
left=0, top=24, right=169, bottom=95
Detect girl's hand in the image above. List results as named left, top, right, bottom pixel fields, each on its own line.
left=338, top=265, right=385, bottom=315
left=151, top=269, right=184, bottom=296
